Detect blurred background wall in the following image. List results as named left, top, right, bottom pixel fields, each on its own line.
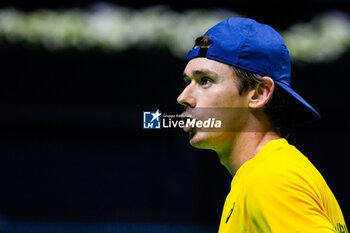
left=0, top=0, right=348, bottom=232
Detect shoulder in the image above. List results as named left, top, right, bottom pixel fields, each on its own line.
left=248, top=139, right=317, bottom=179
left=237, top=141, right=339, bottom=232
left=243, top=142, right=322, bottom=201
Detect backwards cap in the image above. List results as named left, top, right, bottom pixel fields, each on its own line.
left=186, top=17, right=320, bottom=125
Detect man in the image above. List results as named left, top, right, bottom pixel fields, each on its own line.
left=177, top=17, right=347, bottom=232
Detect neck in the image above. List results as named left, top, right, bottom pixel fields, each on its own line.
left=217, top=131, right=281, bottom=176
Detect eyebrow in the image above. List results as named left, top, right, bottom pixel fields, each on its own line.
left=183, top=69, right=219, bottom=79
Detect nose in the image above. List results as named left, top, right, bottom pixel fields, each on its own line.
left=177, top=83, right=196, bottom=108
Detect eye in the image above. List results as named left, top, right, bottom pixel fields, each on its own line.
left=200, top=76, right=212, bottom=86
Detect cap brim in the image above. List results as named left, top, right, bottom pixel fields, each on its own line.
left=274, top=81, right=320, bottom=125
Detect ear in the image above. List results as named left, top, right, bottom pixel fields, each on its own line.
left=248, top=77, right=274, bottom=109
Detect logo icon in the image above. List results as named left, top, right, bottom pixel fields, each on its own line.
left=225, top=202, right=235, bottom=223
left=143, top=110, right=162, bottom=129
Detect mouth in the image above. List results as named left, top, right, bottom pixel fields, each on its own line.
left=180, top=113, right=197, bottom=134
left=183, top=121, right=193, bottom=133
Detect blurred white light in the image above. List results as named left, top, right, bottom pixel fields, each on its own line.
left=0, top=5, right=349, bottom=63
left=283, top=11, right=350, bottom=63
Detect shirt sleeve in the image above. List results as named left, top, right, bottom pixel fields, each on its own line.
left=243, top=170, right=336, bottom=233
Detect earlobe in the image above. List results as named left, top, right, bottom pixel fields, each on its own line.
left=248, top=77, right=274, bottom=109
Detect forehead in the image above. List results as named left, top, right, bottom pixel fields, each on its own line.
left=184, top=57, right=233, bottom=77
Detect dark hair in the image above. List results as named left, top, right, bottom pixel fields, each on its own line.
left=194, top=35, right=292, bottom=137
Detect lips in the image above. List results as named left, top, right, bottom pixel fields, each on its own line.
left=181, top=115, right=197, bottom=133
left=183, top=121, right=193, bottom=132
left=185, top=121, right=197, bottom=139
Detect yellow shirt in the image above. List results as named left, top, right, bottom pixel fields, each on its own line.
left=218, top=139, right=347, bottom=233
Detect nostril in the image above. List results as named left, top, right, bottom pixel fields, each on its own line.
left=177, top=94, right=186, bottom=106
left=177, top=86, right=196, bottom=108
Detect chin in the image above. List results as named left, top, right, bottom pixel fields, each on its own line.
left=189, top=131, right=216, bottom=149
left=189, top=131, right=237, bottom=153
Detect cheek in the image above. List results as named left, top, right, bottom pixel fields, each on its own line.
left=206, top=85, right=244, bottom=108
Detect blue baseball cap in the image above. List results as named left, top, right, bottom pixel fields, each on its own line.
left=186, top=17, right=320, bottom=125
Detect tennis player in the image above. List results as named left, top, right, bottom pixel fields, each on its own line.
left=177, top=18, right=347, bottom=232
